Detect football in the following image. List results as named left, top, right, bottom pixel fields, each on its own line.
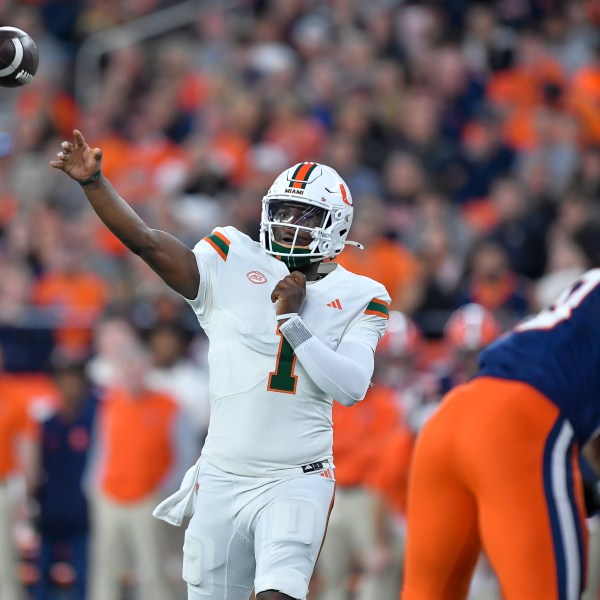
left=0, top=26, right=39, bottom=88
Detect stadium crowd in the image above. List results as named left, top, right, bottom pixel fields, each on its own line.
left=1, top=0, right=600, bottom=598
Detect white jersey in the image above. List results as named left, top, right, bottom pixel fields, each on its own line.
left=185, top=226, right=390, bottom=476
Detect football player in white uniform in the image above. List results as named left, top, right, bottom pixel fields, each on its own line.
left=51, top=131, right=391, bottom=600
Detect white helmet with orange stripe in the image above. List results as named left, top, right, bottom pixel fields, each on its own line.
left=378, top=311, right=422, bottom=358
left=260, top=162, right=362, bottom=268
left=444, top=303, right=501, bottom=352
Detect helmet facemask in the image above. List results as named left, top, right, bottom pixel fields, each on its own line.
left=260, top=162, right=357, bottom=268
left=261, top=199, right=331, bottom=268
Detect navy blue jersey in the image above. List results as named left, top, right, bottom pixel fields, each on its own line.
left=478, top=269, right=600, bottom=443
left=37, top=394, right=97, bottom=535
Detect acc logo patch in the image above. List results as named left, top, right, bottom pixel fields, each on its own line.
left=247, top=271, right=267, bottom=284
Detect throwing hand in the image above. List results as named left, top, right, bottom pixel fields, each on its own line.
left=50, top=129, right=102, bottom=184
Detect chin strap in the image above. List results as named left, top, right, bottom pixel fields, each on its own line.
left=344, top=240, right=365, bottom=250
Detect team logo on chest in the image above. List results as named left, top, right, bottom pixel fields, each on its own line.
left=247, top=271, right=267, bottom=284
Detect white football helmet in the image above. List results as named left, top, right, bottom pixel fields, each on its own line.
left=260, top=162, right=361, bottom=267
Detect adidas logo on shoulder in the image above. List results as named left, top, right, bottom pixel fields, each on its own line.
left=327, top=299, right=342, bottom=310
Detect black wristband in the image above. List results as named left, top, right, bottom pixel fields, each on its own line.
left=79, top=171, right=102, bottom=186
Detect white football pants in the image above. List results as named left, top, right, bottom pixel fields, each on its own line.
left=183, top=458, right=335, bottom=600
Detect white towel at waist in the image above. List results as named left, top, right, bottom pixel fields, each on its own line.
left=153, top=456, right=203, bottom=526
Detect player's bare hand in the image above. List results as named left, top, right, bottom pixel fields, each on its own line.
left=271, top=271, right=306, bottom=315
left=49, top=129, right=103, bottom=183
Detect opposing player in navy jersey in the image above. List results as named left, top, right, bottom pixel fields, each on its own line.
left=402, top=269, right=600, bottom=600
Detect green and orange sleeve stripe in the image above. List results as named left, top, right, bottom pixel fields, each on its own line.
left=202, top=231, right=230, bottom=261
left=364, top=298, right=389, bottom=319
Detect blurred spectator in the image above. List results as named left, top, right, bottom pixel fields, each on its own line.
left=263, top=94, right=325, bottom=165
left=457, top=240, right=531, bottom=326
left=461, top=5, right=516, bottom=75
left=517, top=155, right=557, bottom=224
left=88, top=342, right=181, bottom=600
left=572, top=221, right=600, bottom=270
left=570, top=42, right=600, bottom=145
left=0, top=261, right=54, bottom=373
left=147, top=321, right=210, bottom=456
left=389, top=91, right=459, bottom=183
left=533, top=189, right=596, bottom=310
left=368, top=60, right=406, bottom=132
left=486, top=29, right=565, bottom=150
left=407, top=190, right=473, bottom=333
left=334, top=195, right=423, bottom=313
left=0, top=345, right=38, bottom=600
left=486, top=177, right=548, bottom=280
left=358, top=313, right=425, bottom=598
left=33, top=357, right=98, bottom=600
left=396, top=3, right=441, bottom=64
left=408, top=188, right=474, bottom=260
left=583, top=515, right=600, bottom=600
left=382, top=151, right=427, bottom=230
left=412, top=222, right=464, bottom=335
left=33, top=243, right=109, bottom=358
left=570, top=145, right=600, bottom=197
left=316, top=314, right=410, bottom=600
left=517, top=107, right=579, bottom=196
left=427, top=44, right=486, bottom=143
left=322, top=132, right=383, bottom=197
left=86, top=316, right=140, bottom=390
left=533, top=235, right=587, bottom=311
left=543, top=4, right=597, bottom=74
left=333, top=94, right=389, bottom=171
left=550, top=189, right=598, bottom=246
left=454, top=110, right=516, bottom=204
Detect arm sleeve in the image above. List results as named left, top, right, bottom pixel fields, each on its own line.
left=293, top=327, right=378, bottom=407
left=280, top=284, right=389, bottom=405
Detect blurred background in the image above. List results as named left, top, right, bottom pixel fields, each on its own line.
left=1, top=0, right=600, bottom=599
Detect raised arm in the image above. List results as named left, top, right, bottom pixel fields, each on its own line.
left=50, top=130, right=200, bottom=299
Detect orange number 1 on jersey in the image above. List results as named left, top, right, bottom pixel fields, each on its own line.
left=268, top=325, right=298, bottom=393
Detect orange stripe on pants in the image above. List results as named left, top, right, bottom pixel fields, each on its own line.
left=402, top=376, right=588, bottom=600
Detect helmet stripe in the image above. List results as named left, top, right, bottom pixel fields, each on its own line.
left=290, top=162, right=318, bottom=189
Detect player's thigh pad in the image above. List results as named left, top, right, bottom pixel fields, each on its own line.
left=183, top=462, right=256, bottom=600
left=183, top=529, right=256, bottom=600
left=254, top=474, right=334, bottom=599
left=183, top=531, right=215, bottom=593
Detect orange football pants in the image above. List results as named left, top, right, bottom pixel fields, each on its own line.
left=402, top=376, right=588, bottom=600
